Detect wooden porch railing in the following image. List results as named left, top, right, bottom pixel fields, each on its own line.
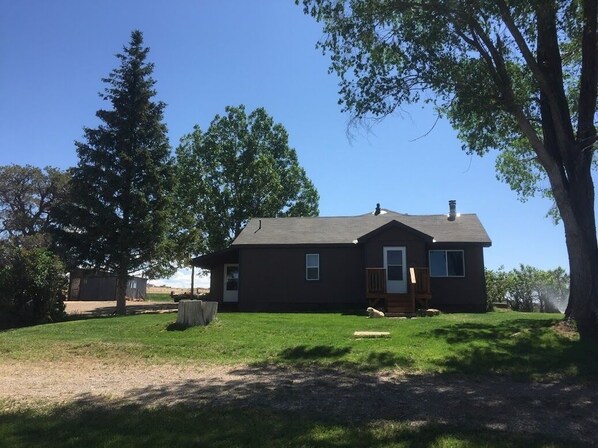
left=366, top=267, right=432, bottom=312
left=409, top=267, right=432, bottom=308
left=365, top=268, right=386, bottom=295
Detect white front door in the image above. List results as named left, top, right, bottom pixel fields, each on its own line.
left=384, top=247, right=407, bottom=293
left=223, top=264, right=239, bottom=302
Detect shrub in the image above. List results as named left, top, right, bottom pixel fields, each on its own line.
left=485, top=266, right=510, bottom=311
left=0, top=242, right=66, bottom=328
left=485, top=264, right=569, bottom=313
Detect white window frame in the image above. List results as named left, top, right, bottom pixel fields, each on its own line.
left=429, top=250, right=465, bottom=277
left=305, top=253, right=320, bottom=281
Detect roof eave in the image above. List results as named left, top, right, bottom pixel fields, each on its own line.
left=357, top=219, right=434, bottom=244
left=191, top=247, right=239, bottom=269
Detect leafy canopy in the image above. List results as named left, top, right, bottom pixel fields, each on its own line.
left=299, top=0, right=594, bottom=204
left=0, top=164, right=69, bottom=246
left=176, top=105, right=319, bottom=254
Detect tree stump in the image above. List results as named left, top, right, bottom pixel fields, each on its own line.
left=176, top=300, right=218, bottom=327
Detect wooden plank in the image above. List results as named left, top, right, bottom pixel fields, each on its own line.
left=353, top=331, right=390, bottom=338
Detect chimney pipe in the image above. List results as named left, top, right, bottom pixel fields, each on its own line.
left=448, top=200, right=457, bottom=221
left=374, top=203, right=381, bottom=216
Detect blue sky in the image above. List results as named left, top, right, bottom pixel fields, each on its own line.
left=0, top=0, right=575, bottom=288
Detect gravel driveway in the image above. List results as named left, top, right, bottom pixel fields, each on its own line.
left=1, top=359, right=596, bottom=446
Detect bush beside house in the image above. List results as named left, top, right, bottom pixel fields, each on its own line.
left=0, top=242, right=66, bottom=329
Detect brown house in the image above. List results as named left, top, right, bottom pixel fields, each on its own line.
left=192, top=202, right=492, bottom=313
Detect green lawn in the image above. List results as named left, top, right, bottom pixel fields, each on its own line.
left=1, top=311, right=596, bottom=378
left=146, top=292, right=174, bottom=302
left=1, top=311, right=594, bottom=447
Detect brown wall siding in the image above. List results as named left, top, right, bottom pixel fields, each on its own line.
left=363, top=227, right=428, bottom=268
left=207, top=235, right=488, bottom=312
left=428, top=244, right=487, bottom=312
left=210, top=267, right=224, bottom=301
left=364, top=227, right=487, bottom=312
left=238, top=246, right=365, bottom=311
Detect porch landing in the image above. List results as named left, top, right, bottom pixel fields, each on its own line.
left=366, top=267, right=432, bottom=314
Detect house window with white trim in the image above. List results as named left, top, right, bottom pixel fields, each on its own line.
left=306, top=253, right=320, bottom=281
left=429, top=250, right=465, bottom=277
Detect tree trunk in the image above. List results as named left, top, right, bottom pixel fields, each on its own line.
left=551, top=161, right=598, bottom=341
left=115, top=268, right=128, bottom=315
left=534, top=0, right=598, bottom=340
left=562, top=206, right=598, bottom=340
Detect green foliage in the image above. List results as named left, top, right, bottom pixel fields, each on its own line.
left=485, top=265, right=569, bottom=312
left=485, top=266, right=509, bottom=311
left=0, top=241, right=66, bottom=328
left=175, top=105, right=319, bottom=254
left=0, top=164, right=69, bottom=247
left=508, top=264, right=541, bottom=312
left=53, top=30, right=175, bottom=282
left=298, top=0, right=591, bottom=195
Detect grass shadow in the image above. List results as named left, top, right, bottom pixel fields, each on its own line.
left=0, top=396, right=583, bottom=447
left=272, top=345, right=413, bottom=372
left=165, top=322, right=187, bottom=331
left=278, top=345, right=351, bottom=361
left=419, top=318, right=598, bottom=378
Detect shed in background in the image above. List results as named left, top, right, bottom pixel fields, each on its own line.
left=68, top=270, right=147, bottom=301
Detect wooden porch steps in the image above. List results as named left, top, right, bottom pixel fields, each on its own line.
left=386, top=294, right=413, bottom=314
left=366, top=267, right=432, bottom=314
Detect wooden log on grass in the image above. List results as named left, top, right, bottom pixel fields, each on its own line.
left=353, top=331, right=390, bottom=338
left=176, top=300, right=218, bottom=327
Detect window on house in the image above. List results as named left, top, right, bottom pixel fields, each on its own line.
left=429, top=250, right=465, bottom=277
left=306, top=253, right=320, bottom=281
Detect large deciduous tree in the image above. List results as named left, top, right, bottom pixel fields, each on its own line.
left=54, top=30, right=174, bottom=315
left=176, top=105, right=319, bottom=255
left=0, top=164, right=69, bottom=246
left=299, top=0, right=598, bottom=340
left=0, top=165, right=69, bottom=327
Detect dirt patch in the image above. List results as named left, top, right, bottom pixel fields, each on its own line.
left=65, top=301, right=178, bottom=317
left=0, top=360, right=596, bottom=445
left=553, top=320, right=579, bottom=340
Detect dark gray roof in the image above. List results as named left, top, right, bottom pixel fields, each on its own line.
left=232, top=210, right=491, bottom=246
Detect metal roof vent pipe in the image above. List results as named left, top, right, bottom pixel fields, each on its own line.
left=448, top=200, right=457, bottom=221
left=374, top=203, right=381, bottom=216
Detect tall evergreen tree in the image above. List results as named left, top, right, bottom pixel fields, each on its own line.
left=55, top=30, right=174, bottom=314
